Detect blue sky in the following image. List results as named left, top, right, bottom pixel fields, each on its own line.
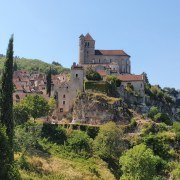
left=0, top=0, right=180, bottom=88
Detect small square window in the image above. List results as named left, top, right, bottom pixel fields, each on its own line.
left=60, top=108, right=63, bottom=112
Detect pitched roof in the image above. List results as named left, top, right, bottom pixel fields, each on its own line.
left=95, top=50, right=130, bottom=57
left=97, top=70, right=107, bottom=76
left=117, top=75, right=144, bottom=82
left=14, top=83, right=24, bottom=91
left=84, top=33, right=94, bottom=41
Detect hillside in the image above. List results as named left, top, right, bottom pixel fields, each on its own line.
left=0, top=57, right=70, bottom=74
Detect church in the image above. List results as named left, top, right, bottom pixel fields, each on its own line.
left=79, top=33, right=131, bottom=75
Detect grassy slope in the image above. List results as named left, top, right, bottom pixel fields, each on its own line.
left=17, top=152, right=115, bottom=180
left=0, top=57, right=69, bottom=74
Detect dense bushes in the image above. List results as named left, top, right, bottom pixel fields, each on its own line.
left=147, top=106, right=172, bottom=125
left=154, top=113, right=172, bottom=125
left=41, top=123, right=67, bottom=145
left=13, top=120, right=178, bottom=179
left=66, top=131, right=92, bottom=156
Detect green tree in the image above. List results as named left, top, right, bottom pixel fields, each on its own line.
left=13, top=60, right=18, bottom=71
left=106, top=75, right=121, bottom=97
left=46, top=67, right=52, bottom=97
left=22, top=95, right=50, bottom=121
left=171, top=162, right=180, bottom=180
left=52, top=61, right=62, bottom=66
left=93, top=122, right=124, bottom=159
left=13, top=103, right=29, bottom=125
left=86, top=67, right=102, bottom=81
left=0, top=35, right=20, bottom=179
left=1, top=35, right=14, bottom=153
left=119, top=144, right=160, bottom=180
left=14, top=122, right=41, bottom=155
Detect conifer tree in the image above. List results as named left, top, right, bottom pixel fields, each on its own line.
left=13, top=60, right=18, bottom=71
left=0, top=35, right=20, bottom=179
left=46, top=67, right=52, bottom=97
left=1, top=35, right=14, bottom=161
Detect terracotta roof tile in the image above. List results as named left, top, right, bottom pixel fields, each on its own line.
left=95, top=50, right=130, bottom=57
left=117, top=75, right=144, bottom=82
left=14, top=83, right=24, bottom=91
left=97, top=70, right=107, bottom=76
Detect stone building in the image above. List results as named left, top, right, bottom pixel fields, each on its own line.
left=79, top=33, right=131, bottom=74
left=53, top=63, right=84, bottom=119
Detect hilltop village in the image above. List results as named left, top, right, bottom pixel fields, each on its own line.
left=12, top=33, right=179, bottom=124
left=1, top=34, right=180, bottom=180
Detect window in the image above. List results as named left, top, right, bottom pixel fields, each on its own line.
left=60, top=108, right=63, bottom=112
left=87, top=42, right=89, bottom=47
left=99, top=59, right=100, bottom=63
left=76, top=74, right=78, bottom=78
left=63, top=94, right=65, bottom=98
left=63, top=101, right=65, bottom=105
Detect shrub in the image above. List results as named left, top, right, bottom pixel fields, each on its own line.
left=41, top=124, right=67, bottom=145
left=86, top=125, right=99, bottom=139
left=154, top=113, right=172, bottom=125
left=66, top=131, right=92, bottom=157
left=148, top=106, right=159, bottom=119
left=86, top=68, right=102, bottom=81
left=119, top=144, right=161, bottom=180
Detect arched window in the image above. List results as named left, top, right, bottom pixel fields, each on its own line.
left=76, top=74, right=78, bottom=78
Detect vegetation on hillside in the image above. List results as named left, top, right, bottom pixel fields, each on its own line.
left=0, top=56, right=69, bottom=74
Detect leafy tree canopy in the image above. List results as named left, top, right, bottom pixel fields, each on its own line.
left=119, top=144, right=161, bottom=180
left=93, top=122, right=124, bottom=159
left=21, top=95, right=50, bottom=120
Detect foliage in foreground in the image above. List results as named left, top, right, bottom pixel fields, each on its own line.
left=119, top=144, right=162, bottom=180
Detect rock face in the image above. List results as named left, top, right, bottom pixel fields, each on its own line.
left=72, top=92, right=132, bottom=125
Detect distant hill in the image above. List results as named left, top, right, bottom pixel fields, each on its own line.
left=0, top=56, right=70, bottom=74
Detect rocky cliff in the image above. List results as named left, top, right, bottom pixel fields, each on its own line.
left=72, top=92, right=132, bottom=125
